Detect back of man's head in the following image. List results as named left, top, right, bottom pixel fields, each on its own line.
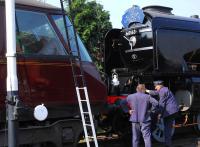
left=136, top=84, right=146, bottom=93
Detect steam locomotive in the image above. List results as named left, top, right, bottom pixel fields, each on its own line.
left=104, top=5, right=200, bottom=142
left=0, top=0, right=106, bottom=146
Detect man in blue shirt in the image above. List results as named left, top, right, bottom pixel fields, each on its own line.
left=146, top=80, right=179, bottom=147
left=124, top=84, right=158, bottom=147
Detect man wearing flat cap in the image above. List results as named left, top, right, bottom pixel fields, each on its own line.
left=146, top=80, right=179, bottom=147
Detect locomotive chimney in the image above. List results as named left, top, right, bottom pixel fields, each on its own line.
left=142, top=5, right=173, bottom=14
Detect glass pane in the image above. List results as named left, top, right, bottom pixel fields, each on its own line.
left=52, top=15, right=92, bottom=62
left=16, top=10, right=66, bottom=55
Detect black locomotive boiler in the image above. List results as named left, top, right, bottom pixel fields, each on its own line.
left=103, top=5, right=200, bottom=142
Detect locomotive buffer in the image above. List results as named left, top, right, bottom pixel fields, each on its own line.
left=59, top=0, right=99, bottom=147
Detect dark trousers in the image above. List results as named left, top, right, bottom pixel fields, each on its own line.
left=132, top=122, right=151, bottom=147
left=164, top=117, right=174, bottom=147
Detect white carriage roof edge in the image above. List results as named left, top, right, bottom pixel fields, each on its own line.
left=0, top=0, right=60, bottom=9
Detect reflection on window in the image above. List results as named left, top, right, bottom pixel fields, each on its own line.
left=157, top=29, right=200, bottom=72
left=52, top=15, right=92, bottom=62
left=16, top=10, right=66, bottom=55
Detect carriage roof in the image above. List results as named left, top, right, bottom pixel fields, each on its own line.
left=0, top=0, right=59, bottom=9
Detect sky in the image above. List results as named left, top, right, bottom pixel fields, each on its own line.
left=47, top=0, right=200, bottom=28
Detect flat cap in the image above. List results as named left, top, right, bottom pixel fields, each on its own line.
left=153, top=80, right=164, bottom=86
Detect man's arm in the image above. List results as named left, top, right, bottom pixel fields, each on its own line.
left=158, top=89, right=168, bottom=116
left=146, top=89, right=159, bottom=96
left=149, top=96, right=158, bottom=107
left=120, top=98, right=129, bottom=113
left=149, top=96, right=159, bottom=112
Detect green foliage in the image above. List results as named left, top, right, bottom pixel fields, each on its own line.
left=66, top=0, right=112, bottom=72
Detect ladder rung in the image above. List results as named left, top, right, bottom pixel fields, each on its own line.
left=67, top=24, right=73, bottom=27
left=69, top=49, right=76, bottom=52
left=82, top=112, right=89, bottom=114
left=69, top=52, right=78, bottom=56
left=77, top=87, right=85, bottom=90
left=80, top=100, right=87, bottom=102
left=85, top=123, right=92, bottom=126
left=69, top=36, right=76, bottom=40
left=72, top=55, right=80, bottom=59
left=86, top=136, right=94, bottom=139
left=75, top=57, right=81, bottom=60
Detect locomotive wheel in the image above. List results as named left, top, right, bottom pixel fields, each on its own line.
left=193, top=113, right=200, bottom=135
left=152, top=119, right=175, bottom=142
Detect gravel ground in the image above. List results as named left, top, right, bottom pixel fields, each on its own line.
left=78, top=131, right=199, bottom=147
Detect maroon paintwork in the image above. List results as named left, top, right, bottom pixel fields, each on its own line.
left=0, top=2, right=107, bottom=120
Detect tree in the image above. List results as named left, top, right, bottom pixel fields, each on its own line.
left=67, top=0, right=112, bottom=71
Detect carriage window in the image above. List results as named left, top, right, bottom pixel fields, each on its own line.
left=52, top=15, right=92, bottom=62
left=16, top=10, right=66, bottom=55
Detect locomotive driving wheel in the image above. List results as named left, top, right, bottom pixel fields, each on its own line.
left=152, top=119, right=175, bottom=142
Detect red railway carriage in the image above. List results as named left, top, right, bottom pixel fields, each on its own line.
left=0, top=0, right=107, bottom=146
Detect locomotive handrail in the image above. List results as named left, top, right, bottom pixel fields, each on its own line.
left=125, top=46, right=153, bottom=53
left=139, top=27, right=152, bottom=33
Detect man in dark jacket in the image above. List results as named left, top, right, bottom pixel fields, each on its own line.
left=124, top=84, right=158, bottom=147
left=146, top=80, right=179, bottom=147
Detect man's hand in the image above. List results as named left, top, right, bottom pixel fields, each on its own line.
left=146, top=89, right=150, bottom=93
left=157, top=114, right=162, bottom=122
left=129, top=110, right=134, bottom=115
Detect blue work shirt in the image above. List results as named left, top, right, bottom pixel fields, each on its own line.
left=149, top=87, right=179, bottom=118
left=126, top=92, right=158, bottom=123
